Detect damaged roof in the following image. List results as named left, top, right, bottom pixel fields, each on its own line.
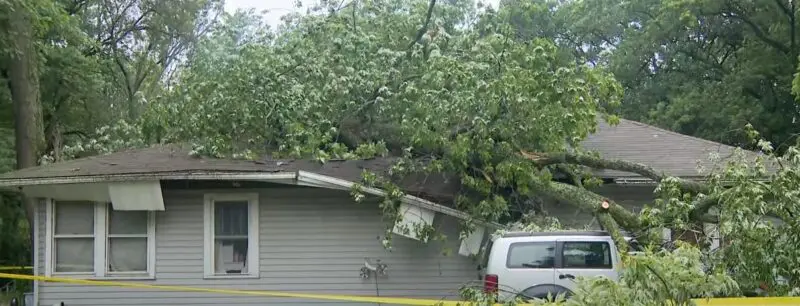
left=0, top=119, right=762, bottom=189
left=0, top=144, right=460, bottom=200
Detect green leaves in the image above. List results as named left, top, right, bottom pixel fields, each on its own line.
left=119, top=0, right=624, bottom=252
left=155, top=0, right=618, bottom=165
left=562, top=0, right=799, bottom=148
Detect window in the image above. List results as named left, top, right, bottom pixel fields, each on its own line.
left=506, top=242, right=555, bottom=269
left=47, top=200, right=155, bottom=278
left=53, top=202, right=95, bottom=273
left=107, top=209, right=149, bottom=273
left=562, top=241, right=612, bottom=269
left=204, top=193, right=259, bottom=278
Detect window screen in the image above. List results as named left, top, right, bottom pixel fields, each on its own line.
left=214, top=201, right=250, bottom=274
left=53, top=201, right=95, bottom=272
left=107, top=209, right=148, bottom=272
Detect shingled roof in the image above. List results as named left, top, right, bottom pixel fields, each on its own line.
left=0, top=119, right=759, bottom=188
left=583, top=118, right=760, bottom=179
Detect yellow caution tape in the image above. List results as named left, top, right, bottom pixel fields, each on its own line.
left=694, top=297, right=800, bottom=305
left=1, top=272, right=799, bottom=305
left=0, top=272, right=471, bottom=305
left=0, top=266, right=33, bottom=270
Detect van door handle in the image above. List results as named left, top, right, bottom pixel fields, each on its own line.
left=559, top=274, right=575, bottom=280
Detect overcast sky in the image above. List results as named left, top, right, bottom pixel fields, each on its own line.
left=224, top=0, right=501, bottom=28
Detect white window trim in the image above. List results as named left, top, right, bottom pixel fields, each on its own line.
left=33, top=199, right=40, bottom=305
left=45, top=199, right=156, bottom=280
left=203, top=193, right=260, bottom=279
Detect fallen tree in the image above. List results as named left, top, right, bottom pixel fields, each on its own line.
left=56, top=0, right=799, bottom=297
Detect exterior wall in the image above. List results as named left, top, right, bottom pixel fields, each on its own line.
left=36, top=186, right=482, bottom=306
left=541, top=184, right=656, bottom=229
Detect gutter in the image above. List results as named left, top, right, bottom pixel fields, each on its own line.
left=0, top=172, right=298, bottom=187
left=613, top=176, right=771, bottom=185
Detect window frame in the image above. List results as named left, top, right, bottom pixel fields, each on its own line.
left=45, top=199, right=156, bottom=279
left=49, top=201, right=97, bottom=275
left=104, top=203, right=156, bottom=276
left=203, top=193, right=260, bottom=279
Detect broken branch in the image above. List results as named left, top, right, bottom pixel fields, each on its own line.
left=530, top=179, right=643, bottom=231
left=520, top=150, right=710, bottom=194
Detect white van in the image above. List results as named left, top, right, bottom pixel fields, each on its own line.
left=480, top=231, right=640, bottom=302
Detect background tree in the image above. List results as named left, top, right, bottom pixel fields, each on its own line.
left=0, top=0, right=222, bottom=290
left=556, top=0, right=800, bottom=148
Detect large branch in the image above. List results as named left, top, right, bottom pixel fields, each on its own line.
left=531, top=179, right=643, bottom=231
left=531, top=170, right=720, bottom=251
left=689, top=195, right=719, bottom=223
left=520, top=151, right=710, bottom=194
left=521, top=151, right=720, bottom=227
left=408, top=0, right=437, bottom=49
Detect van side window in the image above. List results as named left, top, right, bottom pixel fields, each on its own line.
left=562, top=241, right=612, bottom=269
left=506, top=242, right=555, bottom=269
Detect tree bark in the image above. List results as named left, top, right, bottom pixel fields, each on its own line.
left=530, top=179, right=643, bottom=231
left=7, top=0, right=45, bottom=236
left=520, top=150, right=710, bottom=193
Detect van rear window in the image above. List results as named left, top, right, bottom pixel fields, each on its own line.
left=506, top=242, right=555, bottom=268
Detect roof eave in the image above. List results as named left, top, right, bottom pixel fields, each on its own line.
left=0, top=171, right=299, bottom=187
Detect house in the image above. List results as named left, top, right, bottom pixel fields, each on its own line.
left=0, top=119, right=753, bottom=306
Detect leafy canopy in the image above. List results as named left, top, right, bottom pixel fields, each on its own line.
left=142, top=1, right=621, bottom=228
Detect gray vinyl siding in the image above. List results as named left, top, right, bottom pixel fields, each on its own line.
left=36, top=187, right=481, bottom=306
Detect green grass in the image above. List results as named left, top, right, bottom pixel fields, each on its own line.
left=0, top=293, right=11, bottom=306
left=0, top=292, right=23, bottom=306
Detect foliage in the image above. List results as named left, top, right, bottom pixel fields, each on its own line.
left=627, top=125, right=800, bottom=295
left=497, top=212, right=572, bottom=234
left=510, top=0, right=800, bottom=148
left=147, top=0, right=622, bottom=244
left=0, top=192, right=31, bottom=298
left=0, top=0, right=224, bottom=163
left=0, top=193, right=30, bottom=268
left=587, top=243, right=738, bottom=305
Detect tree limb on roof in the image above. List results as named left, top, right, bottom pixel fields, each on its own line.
left=519, top=150, right=710, bottom=193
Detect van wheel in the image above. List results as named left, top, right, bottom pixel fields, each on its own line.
left=517, top=285, right=573, bottom=302
left=517, top=293, right=568, bottom=303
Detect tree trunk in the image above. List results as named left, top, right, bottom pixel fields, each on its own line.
left=7, top=0, right=44, bottom=236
